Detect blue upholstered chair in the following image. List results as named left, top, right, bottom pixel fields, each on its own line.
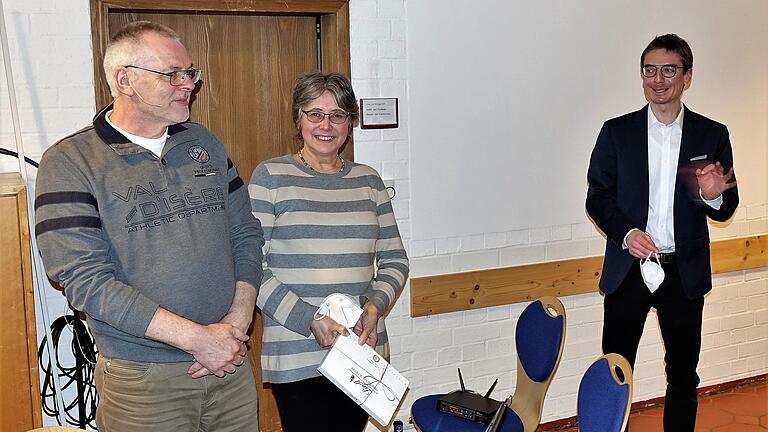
left=577, top=354, right=633, bottom=432
left=411, top=296, right=567, bottom=432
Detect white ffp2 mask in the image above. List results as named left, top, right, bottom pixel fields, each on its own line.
left=640, top=253, right=665, bottom=293
left=314, top=293, right=363, bottom=328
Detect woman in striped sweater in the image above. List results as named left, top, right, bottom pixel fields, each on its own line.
left=248, top=72, right=409, bottom=431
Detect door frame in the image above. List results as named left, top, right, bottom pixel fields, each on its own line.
left=88, top=3, right=352, bottom=430
left=89, top=0, right=351, bottom=110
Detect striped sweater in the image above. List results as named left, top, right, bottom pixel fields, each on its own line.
left=248, top=155, right=409, bottom=383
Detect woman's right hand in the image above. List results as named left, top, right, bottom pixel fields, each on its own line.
left=310, top=316, right=349, bottom=347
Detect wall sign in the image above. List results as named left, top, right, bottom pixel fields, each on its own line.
left=360, top=97, right=399, bottom=129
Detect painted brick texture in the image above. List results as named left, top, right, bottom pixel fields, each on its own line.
left=1, top=1, right=765, bottom=431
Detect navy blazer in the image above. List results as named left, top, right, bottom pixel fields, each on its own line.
left=586, top=105, right=738, bottom=299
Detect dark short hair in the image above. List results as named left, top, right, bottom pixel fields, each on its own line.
left=641, top=34, right=693, bottom=71
left=292, top=72, right=359, bottom=140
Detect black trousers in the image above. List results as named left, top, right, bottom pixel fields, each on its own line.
left=602, top=260, right=704, bottom=432
left=272, top=376, right=370, bottom=432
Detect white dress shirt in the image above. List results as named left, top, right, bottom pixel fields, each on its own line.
left=646, top=106, right=683, bottom=252
left=623, top=104, right=722, bottom=253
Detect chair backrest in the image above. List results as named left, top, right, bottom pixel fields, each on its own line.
left=508, top=296, right=566, bottom=432
left=577, top=353, right=633, bottom=432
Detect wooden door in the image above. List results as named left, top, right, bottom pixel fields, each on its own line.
left=92, top=1, right=353, bottom=182
left=105, top=13, right=318, bottom=183
left=91, top=2, right=352, bottom=430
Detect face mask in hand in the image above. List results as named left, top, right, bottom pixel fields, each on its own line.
left=640, top=253, right=665, bottom=293
left=314, top=293, right=363, bottom=328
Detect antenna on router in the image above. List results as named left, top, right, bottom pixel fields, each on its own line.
left=483, top=378, right=498, bottom=398
left=438, top=370, right=504, bottom=425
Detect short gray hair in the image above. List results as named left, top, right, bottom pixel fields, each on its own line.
left=292, top=72, right=359, bottom=140
left=103, top=21, right=181, bottom=98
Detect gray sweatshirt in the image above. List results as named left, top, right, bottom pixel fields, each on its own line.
left=35, top=106, right=264, bottom=362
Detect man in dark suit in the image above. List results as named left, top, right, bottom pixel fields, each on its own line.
left=586, top=34, right=738, bottom=432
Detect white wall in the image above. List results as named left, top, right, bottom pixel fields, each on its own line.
left=352, top=1, right=767, bottom=430
left=406, top=0, right=768, bottom=241
left=1, top=0, right=766, bottom=430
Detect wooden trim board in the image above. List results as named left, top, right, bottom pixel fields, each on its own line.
left=411, top=235, right=767, bottom=317
left=0, top=173, right=42, bottom=429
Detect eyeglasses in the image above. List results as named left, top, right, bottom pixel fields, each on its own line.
left=300, top=109, right=351, bottom=124
left=642, top=64, right=685, bottom=78
left=125, top=65, right=203, bottom=86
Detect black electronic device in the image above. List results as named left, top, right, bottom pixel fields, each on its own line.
left=436, top=369, right=502, bottom=425
left=393, top=419, right=404, bottom=432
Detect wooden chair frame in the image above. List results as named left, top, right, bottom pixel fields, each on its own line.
left=508, top=296, right=567, bottom=432
left=577, top=353, right=634, bottom=432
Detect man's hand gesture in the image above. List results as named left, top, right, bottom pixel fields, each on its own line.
left=696, top=162, right=736, bottom=200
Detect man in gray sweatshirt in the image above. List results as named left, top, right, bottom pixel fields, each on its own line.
left=34, top=21, right=263, bottom=431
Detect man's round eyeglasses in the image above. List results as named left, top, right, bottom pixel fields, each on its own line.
left=125, top=65, right=203, bottom=86
left=300, top=109, right=351, bottom=124
left=642, top=64, right=685, bottom=78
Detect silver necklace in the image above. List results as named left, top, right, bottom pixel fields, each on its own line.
left=297, top=148, right=345, bottom=173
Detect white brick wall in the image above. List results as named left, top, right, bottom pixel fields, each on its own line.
left=0, top=0, right=95, bottom=163
left=348, top=3, right=767, bottom=432
left=1, top=0, right=766, bottom=430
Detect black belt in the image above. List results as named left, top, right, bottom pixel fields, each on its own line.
left=657, top=252, right=676, bottom=264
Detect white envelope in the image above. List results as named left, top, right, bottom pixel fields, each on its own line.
left=318, top=333, right=409, bottom=426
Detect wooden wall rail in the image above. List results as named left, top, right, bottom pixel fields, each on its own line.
left=411, top=234, right=767, bottom=317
